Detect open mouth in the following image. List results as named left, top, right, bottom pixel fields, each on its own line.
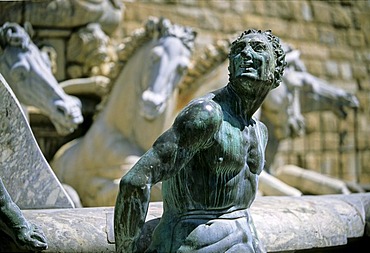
left=240, top=66, right=257, bottom=74
left=240, top=60, right=256, bottom=71
left=242, top=67, right=255, bottom=72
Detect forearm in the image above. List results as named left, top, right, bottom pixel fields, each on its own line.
left=59, top=76, right=111, bottom=97
left=113, top=113, right=212, bottom=252
left=114, top=169, right=151, bottom=253
left=0, top=179, right=28, bottom=237
left=114, top=142, right=178, bottom=252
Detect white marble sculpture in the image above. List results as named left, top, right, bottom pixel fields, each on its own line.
left=0, top=22, right=84, bottom=136
left=261, top=43, right=359, bottom=170
left=51, top=18, right=197, bottom=206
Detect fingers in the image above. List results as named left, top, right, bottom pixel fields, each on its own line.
left=17, top=224, right=48, bottom=251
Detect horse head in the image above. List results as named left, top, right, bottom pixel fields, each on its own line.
left=0, top=22, right=83, bottom=136
left=138, top=18, right=196, bottom=120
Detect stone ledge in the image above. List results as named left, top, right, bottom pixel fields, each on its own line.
left=251, top=193, right=370, bottom=252
left=0, top=193, right=369, bottom=252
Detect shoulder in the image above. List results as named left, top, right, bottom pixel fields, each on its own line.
left=173, top=94, right=222, bottom=147
left=175, top=94, right=222, bottom=131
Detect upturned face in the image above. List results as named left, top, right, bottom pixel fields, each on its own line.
left=229, top=33, right=275, bottom=85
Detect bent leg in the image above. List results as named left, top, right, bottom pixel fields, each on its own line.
left=177, top=216, right=260, bottom=253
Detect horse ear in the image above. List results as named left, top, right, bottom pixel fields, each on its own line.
left=23, top=22, right=35, bottom=39
left=0, top=23, right=6, bottom=49
left=192, top=30, right=198, bottom=39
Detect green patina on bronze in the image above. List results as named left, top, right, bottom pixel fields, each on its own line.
left=114, top=29, right=286, bottom=253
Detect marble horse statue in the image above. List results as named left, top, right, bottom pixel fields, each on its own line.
left=0, top=22, right=83, bottom=136
left=51, top=17, right=197, bottom=206
left=0, top=23, right=80, bottom=251
left=261, top=43, right=359, bottom=170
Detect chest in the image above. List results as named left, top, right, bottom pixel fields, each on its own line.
left=200, top=121, right=265, bottom=173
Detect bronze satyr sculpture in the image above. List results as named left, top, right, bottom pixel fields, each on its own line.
left=114, top=29, right=286, bottom=253
left=177, top=39, right=359, bottom=174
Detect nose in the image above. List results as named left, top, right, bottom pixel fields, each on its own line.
left=241, top=46, right=253, bottom=59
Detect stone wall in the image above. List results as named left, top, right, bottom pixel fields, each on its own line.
left=120, top=0, right=370, bottom=184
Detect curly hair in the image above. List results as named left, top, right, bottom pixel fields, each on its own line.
left=229, top=29, right=286, bottom=86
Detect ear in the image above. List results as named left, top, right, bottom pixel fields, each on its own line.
left=23, top=22, right=34, bottom=39
left=272, top=81, right=280, bottom=89
left=192, top=30, right=198, bottom=39
left=270, top=72, right=281, bottom=89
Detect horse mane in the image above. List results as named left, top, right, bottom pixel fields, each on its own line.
left=95, top=17, right=197, bottom=114
left=116, top=16, right=196, bottom=66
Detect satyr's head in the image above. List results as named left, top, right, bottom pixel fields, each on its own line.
left=228, top=29, right=286, bottom=90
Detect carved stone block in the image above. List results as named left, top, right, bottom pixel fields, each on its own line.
left=0, top=74, right=74, bottom=209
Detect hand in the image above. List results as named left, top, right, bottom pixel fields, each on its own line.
left=13, top=223, right=48, bottom=251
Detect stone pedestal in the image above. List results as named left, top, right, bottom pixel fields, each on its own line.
left=1, top=194, right=369, bottom=252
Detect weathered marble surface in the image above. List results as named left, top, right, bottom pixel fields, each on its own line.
left=51, top=18, right=196, bottom=207
left=259, top=170, right=303, bottom=196
left=0, top=75, right=74, bottom=209
left=275, top=164, right=351, bottom=195
left=0, top=194, right=368, bottom=252
left=252, top=194, right=370, bottom=251
left=0, top=0, right=123, bottom=35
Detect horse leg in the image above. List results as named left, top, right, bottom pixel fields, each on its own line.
left=80, top=156, right=163, bottom=207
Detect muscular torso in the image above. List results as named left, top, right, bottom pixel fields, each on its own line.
left=162, top=94, right=266, bottom=215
